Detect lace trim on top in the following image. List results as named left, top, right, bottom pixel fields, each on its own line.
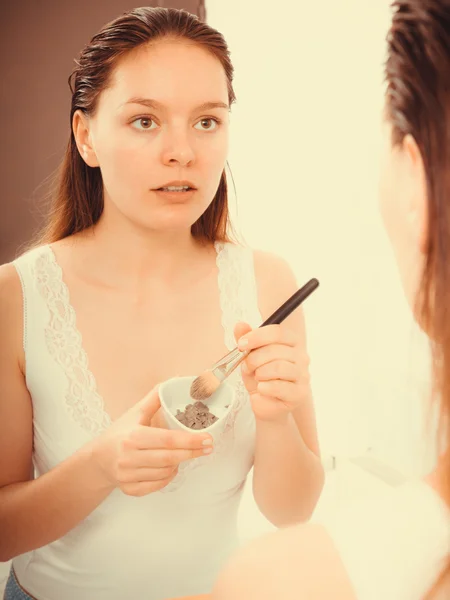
left=33, top=247, right=112, bottom=435
left=31, top=243, right=254, bottom=490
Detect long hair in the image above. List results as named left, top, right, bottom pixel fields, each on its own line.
left=384, top=1, right=450, bottom=595
left=32, top=6, right=237, bottom=247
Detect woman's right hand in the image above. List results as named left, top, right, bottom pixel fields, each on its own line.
left=91, top=386, right=213, bottom=496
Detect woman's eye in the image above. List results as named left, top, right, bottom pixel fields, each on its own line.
left=195, top=118, right=219, bottom=131
left=131, top=117, right=158, bottom=131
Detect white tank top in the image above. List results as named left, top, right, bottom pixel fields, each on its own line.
left=12, top=241, right=261, bottom=600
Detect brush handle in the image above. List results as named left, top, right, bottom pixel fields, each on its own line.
left=210, top=278, right=319, bottom=380
left=260, top=278, right=319, bottom=327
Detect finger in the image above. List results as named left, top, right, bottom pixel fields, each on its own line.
left=124, top=447, right=211, bottom=468
left=121, top=469, right=178, bottom=497
left=119, top=465, right=177, bottom=484
left=256, top=379, right=299, bottom=402
left=150, top=407, right=167, bottom=429
left=137, top=386, right=161, bottom=426
left=237, top=324, right=297, bottom=352
left=240, top=361, right=258, bottom=393
left=131, top=425, right=213, bottom=451
left=245, top=344, right=296, bottom=373
left=234, top=321, right=253, bottom=345
left=254, top=360, right=299, bottom=383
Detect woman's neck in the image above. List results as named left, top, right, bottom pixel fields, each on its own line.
left=68, top=216, right=213, bottom=290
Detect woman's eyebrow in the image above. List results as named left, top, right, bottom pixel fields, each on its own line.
left=121, top=97, right=229, bottom=112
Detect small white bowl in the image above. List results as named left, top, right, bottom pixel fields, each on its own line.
left=159, top=375, right=235, bottom=440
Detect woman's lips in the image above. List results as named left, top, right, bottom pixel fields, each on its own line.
left=152, top=188, right=197, bottom=202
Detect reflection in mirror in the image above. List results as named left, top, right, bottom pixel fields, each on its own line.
left=204, top=0, right=449, bottom=599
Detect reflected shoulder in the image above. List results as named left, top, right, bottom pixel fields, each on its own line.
left=211, top=523, right=356, bottom=600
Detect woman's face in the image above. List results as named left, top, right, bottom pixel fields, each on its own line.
left=74, top=39, right=230, bottom=234
left=378, top=117, right=429, bottom=322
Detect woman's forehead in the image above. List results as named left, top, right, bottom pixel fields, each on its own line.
left=99, top=40, right=229, bottom=113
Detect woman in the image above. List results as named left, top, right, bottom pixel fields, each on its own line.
left=0, top=6, right=324, bottom=600
left=210, top=1, right=450, bottom=599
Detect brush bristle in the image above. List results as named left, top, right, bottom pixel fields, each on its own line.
left=190, top=371, right=220, bottom=401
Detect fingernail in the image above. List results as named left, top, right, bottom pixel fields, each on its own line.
left=238, top=337, right=248, bottom=349
left=202, top=438, right=213, bottom=446
left=203, top=447, right=214, bottom=454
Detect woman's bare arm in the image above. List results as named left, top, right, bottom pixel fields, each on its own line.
left=0, top=264, right=211, bottom=561
left=250, top=251, right=324, bottom=525
left=0, top=264, right=114, bottom=562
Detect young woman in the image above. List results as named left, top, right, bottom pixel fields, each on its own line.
left=0, top=7, right=324, bottom=600
left=210, top=1, right=450, bottom=599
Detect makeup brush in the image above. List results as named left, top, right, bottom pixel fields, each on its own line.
left=190, top=278, right=319, bottom=402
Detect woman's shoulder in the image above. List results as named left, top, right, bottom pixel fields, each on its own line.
left=0, top=262, right=25, bottom=361
left=0, top=261, right=23, bottom=306
left=220, top=242, right=299, bottom=313
left=0, top=243, right=53, bottom=336
left=11, top=242, right=52, bottom=267
left=212, top=479, right=449, bottom=600
left=211, top=521, right=356, bottom=600
left=251, top=247, right=295, bottom=280
left=250, top=247, right=302, bottom=322
left=224, top=241, right=294, bottom=276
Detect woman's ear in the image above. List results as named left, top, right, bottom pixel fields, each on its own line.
left=72, top=110, right=99, bottom=168
left=403, top=134, right=429, bottom=255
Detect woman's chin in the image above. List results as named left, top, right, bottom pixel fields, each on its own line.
left=134, top=212, right=204, bottom=235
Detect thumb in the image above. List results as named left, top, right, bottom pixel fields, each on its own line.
left=136, top=386, right=161, bottom=426
left=234, top=321, right=253, bottom=345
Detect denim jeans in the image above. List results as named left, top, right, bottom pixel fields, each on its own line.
left=3, top=569, right=36, bottom=600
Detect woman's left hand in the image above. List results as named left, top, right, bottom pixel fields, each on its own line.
left=234, top=322, right=311, bottom=423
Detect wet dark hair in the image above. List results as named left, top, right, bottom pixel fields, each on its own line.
left=385, top=0, right=450, bottom=595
